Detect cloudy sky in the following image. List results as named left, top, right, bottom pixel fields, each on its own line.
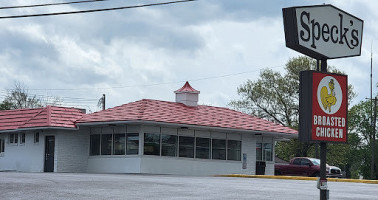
left=0, top=0, right=376, bottom=113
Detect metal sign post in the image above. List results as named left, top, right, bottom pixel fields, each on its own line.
left=320, top=59, right=328, bottom=200
left=283, top=4, right=364, bottom=200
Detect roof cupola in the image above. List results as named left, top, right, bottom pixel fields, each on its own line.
left=174, top=81, right=200, bottom=106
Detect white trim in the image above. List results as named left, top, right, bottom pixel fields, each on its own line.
left=77, top=120, right=297, bottom=138
left=0, top=127, right=79, bottom=134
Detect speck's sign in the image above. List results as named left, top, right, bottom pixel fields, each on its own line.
left=283, top=4, right=363, bottom=60
left=299, top=71, right=347, bottom=143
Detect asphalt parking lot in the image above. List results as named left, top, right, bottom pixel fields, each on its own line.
left=0, top=172, right=377, bottom=200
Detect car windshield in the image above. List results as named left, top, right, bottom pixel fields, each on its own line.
left=308, top=158, right=320, bottom=166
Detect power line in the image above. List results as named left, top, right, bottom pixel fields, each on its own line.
left=0, top=0, right=109, bottom=10
left=0, top=0, right=197, bottom=19
left=19, top=65, right=284, bottom=91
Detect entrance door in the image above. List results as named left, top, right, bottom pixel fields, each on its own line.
left=44, top=136, right=55, bottom=172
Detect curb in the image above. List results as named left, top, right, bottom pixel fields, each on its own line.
left=217, top=174, right=378, bottom=184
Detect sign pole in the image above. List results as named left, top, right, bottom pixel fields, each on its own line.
left=320, top=142, right=327, bottom=199
left=320, top=59, right=328, bottom=200
left=283, top=4, right=363, bottom=200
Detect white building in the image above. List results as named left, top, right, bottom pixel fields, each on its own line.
left=0, top=82, right=297, bottom=175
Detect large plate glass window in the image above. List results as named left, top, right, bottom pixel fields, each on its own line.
left=90, top=134, right=100, bottom=156
left=212, top=139, right=226, bottom=160
left=144, top=133, right=160, bottom=155
left=195, top=137, right=210, bottom=159
left=101, top=134, right=112, bottom=155
left=126, top=133, right=139, bottom=155
left=161, top=134, right=177, bottom=157
left=113, top=134, right=126, bottom=155
left=179, top=136, right=194, bottom=158
left=227, top=140, right=241, bottom=161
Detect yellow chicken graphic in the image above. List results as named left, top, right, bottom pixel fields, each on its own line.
left=320, top=79, right=337, bottom=113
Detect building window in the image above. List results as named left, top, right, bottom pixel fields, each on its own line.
left=161, top=134, right=177, bottom=157
left=113, top=134, right=126, bottom=155
left=212, top=139, right=226, bottom=160
left=263, top=143, right=273, bottom=161
left=126, top=133, right=139, bottom=155
left=90, top=132, right=139, bottom=156
left=195, top=137, right=210, bottom=159
left=179, top=136, right=194, bottom=158
left=256, top=143, right=273, bottom=161
left=20, top=133, right=25, bottom=144
left=90, top=135, right=101, bottom=156
left=144, top=133, right=160, bottom=155
left=227, top=140, right=241, bottom=161
left=9, top=133, right=18, bottom=144
left=0, top=139, right=4, bottom=153
left=101, top=134, right=113, bottom=155
left=34, top=132, right=39, bottom=143
left=256, top=143, right=262, bottom=161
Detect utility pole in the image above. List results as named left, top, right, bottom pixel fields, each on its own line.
left=98, top=94, right=106, bottom=111
left=102, top=94, right=105, bottom=110
left=372, top=97, right=376, bottom=179
left=370, top=42, right=376, bottom=180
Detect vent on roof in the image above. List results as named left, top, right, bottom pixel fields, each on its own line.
left=174, top=81, right=200, bottom=106
left=77, top=108, right=86, bottom=114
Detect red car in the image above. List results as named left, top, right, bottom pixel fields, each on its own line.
left=274, top=157, right=342, bottom=178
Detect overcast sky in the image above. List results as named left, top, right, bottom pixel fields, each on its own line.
left=0, top=0, right=377, bottom=113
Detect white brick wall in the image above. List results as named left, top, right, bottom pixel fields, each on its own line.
left=0, top=131, right=45, bottom=172
left=241, top=133, right=256, bottom=175
left=55, top=128, right=90, bottom=173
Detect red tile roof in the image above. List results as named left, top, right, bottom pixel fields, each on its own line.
left=0, top=106, right=84, bottom=132
left=78, top=99, right=297, bottom=135
left=175, top=81, right=200, bottom=93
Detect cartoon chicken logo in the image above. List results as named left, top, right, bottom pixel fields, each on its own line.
left=317, top=76, right=342, bottom=115
left=320, top=79, right=337, bottom=113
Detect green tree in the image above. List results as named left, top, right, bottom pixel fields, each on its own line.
left=348, top=100, right=378, bottom=179
left=1, top=83, right=42, bottom=110
left=0, top=101, right=12, bottom=110
left=230, top=56, right=356, bottom=164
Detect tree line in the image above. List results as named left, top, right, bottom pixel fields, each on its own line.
left=230, top=56, right=377, bottom=180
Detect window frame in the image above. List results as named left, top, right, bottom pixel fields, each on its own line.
left=256, top=142, right=273, bottom=162
left=195, top=137, right=210, bottom=159
left=90, top=134, right=101, bottom=156
left=144, top=133, right=161, bottom=156
left=19, top=133, right=26, bottom=145
left=227, top=140, right=241, bottom=161
left=34, top=132, right=40, bottom=143
left=113, top=133, right=126, bottom=155
left=126, top=133, right=139, bottom=155
left=0, top=138, right=4, bottom=154
left=212, top=139, right=226, bottom=160
left=179, top=136, right=194, bottom=158
left=101, top=134, right=113, bottom=155
left=161, top=134, right=178, bottom=157
left=9, top=133, right=18, bottom=145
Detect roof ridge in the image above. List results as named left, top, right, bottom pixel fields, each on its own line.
left=137, top=99, right=148, bottom=119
